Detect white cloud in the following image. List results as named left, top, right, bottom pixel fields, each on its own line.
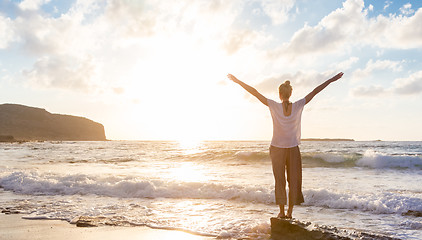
left=273, top=0, right=366, bottom=58
left=19, top=0, right=51, bottom=11
left=351, top=71, right=422, bottom=97
left=3, top=0, right=422, bottom=101
left=4, top=0, right=246, bottom=93
left=330, top=56, right=359, bottom=70
left=383, top=1, right=392, bottom=10
left=272, top=0, right=422, bottom=61
left=400, top=3, right=414, bottom=15
left=11, top=0, right=105, bottom=56
left=223, top=29, right=257, bottom=55
left=351, top=59, right=403, bottom=82
left=255, top=70, right=336, bottom=94
left=368, top=8, right=422, bottom=49
left=103, top=0, right=157, bottom=38
left=23, top=55, right=98, bottom=92
left=350, top=85, right=387, bottom=97
left=0, top=15, right=16, bottom=49
left=260, top=0, right=296, bottom=25
left=393, top=71, right=422, bottom=95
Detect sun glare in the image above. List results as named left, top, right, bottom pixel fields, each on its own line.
left=168, top=162, right=209, bottom=182
left=178, top=138, right=202, bottom=152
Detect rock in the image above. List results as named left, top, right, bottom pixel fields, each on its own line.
left=73, top=216, right=100, bottom=227
left=0, top=135, right=15, bottom=142
left=76, top=221, right=98, bottom=227
left=270, top=217, right=351, bottom=240
left=0, top=104, right=106, bottom=141
left=403, top=210, right=422, bottom=217
left=270, top=218, right=401, bottom=240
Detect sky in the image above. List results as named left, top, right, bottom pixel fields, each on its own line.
left=0, top=0, right=421, bottom=141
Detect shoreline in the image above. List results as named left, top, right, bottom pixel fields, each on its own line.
left=0, top=213, right=214, bottom=240
left=1, top=213, right=402, bottom=240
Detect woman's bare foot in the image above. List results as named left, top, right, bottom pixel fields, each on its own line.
left=286, top=206, right=293, bottom=219
left=277, top=212, right=286, bottom=218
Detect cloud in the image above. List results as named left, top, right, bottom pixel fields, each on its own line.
left=272, top=0, right=422, bottom=60
left=103, top=0, right=156, bottom=37
left=351, top=59, right=403, bottom=82
left=351, top=71, right=422, bottom=97
left=0, top=15, right=16, bottom=49
left=113, top=87, right=125, bottom=95
left=330, top=56, right=359, bottom=70
left=223, top=29, right=257, bottom=55
left=392, top=71, right=422, bottom=95
left=23, top=55, right=97, bottom=92
left=400, top=3, right=414, bottom=16
left=273, top=0, right=366, bottom=58
left=350, top=85, right=387, bottom=97
left=260, top=0, right=295, bottom=25
left=18, top=0, right=51, bottom=11
left=2, top=0, right=244, bottom=93
left=369, top=8, right=422, bottom=49
left=9, top=1, right=104, bottom=56
left=255, top=70, right=336, bottom=94
left=383, top=1, right=392, bottom=10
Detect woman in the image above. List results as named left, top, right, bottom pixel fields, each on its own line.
left=227, top=72, right=344, bottom=219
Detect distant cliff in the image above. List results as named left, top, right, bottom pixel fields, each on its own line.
left=0, top=104, right=106, bottom=141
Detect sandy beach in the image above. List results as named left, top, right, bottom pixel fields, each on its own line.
left=0, top=214, right=213, bottom=240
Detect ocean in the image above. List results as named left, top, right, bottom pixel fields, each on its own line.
left=0, top=140, right=421, bottom=239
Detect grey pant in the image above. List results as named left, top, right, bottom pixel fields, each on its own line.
left=270, top=145, right=304, bottom=205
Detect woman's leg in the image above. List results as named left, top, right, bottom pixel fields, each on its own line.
left=287, top=203, right=294, bottom=219
left=270, top=146, right=288, bottom=217
left=278, top=204, right=285, bottom=218
left=286, top=146, right=304, bottom=218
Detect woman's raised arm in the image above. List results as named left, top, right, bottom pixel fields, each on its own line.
left=305, top=72, right=344, bottom=104
left=227, top=74, right=268, bottom=106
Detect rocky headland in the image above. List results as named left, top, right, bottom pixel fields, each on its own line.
left=0, top=104, right=106, bottom=141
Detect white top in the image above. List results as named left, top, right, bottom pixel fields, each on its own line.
left=267, top=98, right=306, bottom=148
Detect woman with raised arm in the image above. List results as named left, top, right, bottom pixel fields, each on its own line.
left=227, top=72, right=344, bottom=219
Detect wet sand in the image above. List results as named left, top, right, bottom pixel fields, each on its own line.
left=0, top=214, right=213, bottom=240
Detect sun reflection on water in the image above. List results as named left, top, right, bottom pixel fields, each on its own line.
left=168, top=162, right=209, bottom=182
left=177, top=138, right=203, bottom=155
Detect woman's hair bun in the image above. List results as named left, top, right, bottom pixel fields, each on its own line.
left=285, top=80, right=291, bottom=85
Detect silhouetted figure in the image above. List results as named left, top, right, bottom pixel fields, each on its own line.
left=228, top=72, right=344, bottom=218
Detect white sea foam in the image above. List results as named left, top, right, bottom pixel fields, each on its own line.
left=1, top=171, right=421, bottom=216
left=357, top=150, right=422, bottom=169
left=0, top=171, right=274, bottom=203
left=304, top=189, right=422, bottom=214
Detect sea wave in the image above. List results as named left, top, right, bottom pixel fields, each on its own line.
left=208, top=149, right=422, bottom=170
left=356, top=150, right=422, bottom=169
left=302, top=151, right=422, bottom=170
left=1, top=171, right=421, bottom=215
left=234, top=151, right=268, bottom=161
left=304, top=189, right=422, bottom=214
left=0, top=171, right=274, bottom=203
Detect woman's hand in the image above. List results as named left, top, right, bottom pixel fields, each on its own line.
left=330, top=72, right=344, bottom=83
left=305, top=72, right=344, bottom=104
left=227, top=73, right=268, bottom=106
left=227, top=74, right=240, bottom=84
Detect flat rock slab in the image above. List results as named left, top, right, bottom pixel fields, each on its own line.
left=270, top=217, right=350, bottom=240
left=270, top=217, right=400, bottom=240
